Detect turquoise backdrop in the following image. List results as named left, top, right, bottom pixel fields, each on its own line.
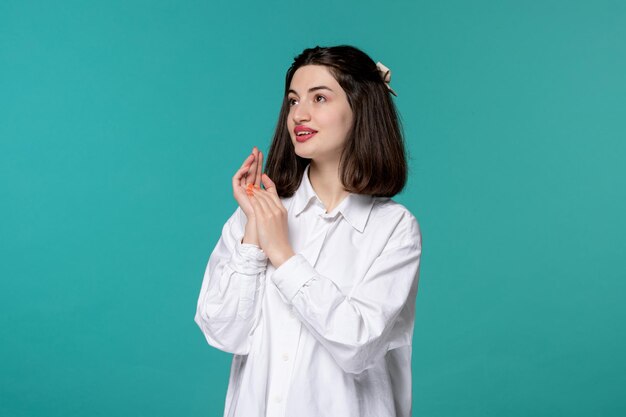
left=1, top=0, right=625, bottom=416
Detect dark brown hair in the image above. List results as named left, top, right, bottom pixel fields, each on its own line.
left=265, top=45, right=408, bottom=198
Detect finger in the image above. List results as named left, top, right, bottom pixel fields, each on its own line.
left=248, top=189, right=266, bottom=217
left=240, top=171, right=246, bottom=188
left=254, top=151, right=263, bottom=189
left=246, top=148, right=258, bottom=185
left=240, top=147, right=258, bottom=187
left=255, top=189, right=285, bottom=217
left=233, top=154, right=254, bottom=189
left=260, top=183, right=284, bottom=209
left=263, top=191, right=285, bottom=211
left=261, top=173, right=278, bottom=195
left=238, top=153, right=254, bottom=172
left=251, top=189, right=273, bottom=214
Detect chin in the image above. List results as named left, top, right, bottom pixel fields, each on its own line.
left=291, top=139, right=312, bottom=155
left=294, top=149, right=315, bottom=160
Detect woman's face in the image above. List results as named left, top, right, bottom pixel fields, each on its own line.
left=286, top=65, right=353, bottom=164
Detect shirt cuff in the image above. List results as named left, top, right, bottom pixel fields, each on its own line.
left=231, top=241, right=268, bottom=275
left=271, top=253, right=318, bottom=303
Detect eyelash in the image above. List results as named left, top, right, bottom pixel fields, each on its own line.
left=288, top=95, right=327, bottom=106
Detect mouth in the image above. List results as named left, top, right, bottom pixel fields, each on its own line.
left=295, top=127, right=317, bottom=142
left=296, top=132, right=317, bottom=142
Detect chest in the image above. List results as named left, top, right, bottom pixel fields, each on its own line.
left=285, top=212, right=384, bottom=294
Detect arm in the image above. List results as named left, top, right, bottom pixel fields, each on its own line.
left=271, top=212, right=422, bottom=374
left=244, top=173, right=422, bottom=372
left=195, top=147, right=266, bottom=354
left=194, top=207, right=268, bottom=355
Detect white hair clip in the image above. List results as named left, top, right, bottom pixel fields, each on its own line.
left=376, top=61, right=398, bottom=96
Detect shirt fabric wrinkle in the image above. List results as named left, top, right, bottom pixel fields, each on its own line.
left=195, top=162, right=421, bottom=417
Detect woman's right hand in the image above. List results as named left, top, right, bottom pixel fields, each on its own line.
left=232, top=146, right=263, bottom=221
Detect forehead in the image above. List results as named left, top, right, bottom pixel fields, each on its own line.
left=288, top=65, right=341, bottom=93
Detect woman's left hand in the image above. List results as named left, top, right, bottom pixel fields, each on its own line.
left=247, top=173, right=295, bottom=268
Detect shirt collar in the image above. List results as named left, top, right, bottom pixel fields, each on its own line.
left=293, top=164, right=375, bottom=233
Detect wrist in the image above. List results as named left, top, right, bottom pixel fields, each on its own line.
left=242, top=222, right=259, bottom=246
left=271, top=247, right=296, bottom=268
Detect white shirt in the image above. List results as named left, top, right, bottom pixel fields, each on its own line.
left=195, top=163, right=422, bottom=417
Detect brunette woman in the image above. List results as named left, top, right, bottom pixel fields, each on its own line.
left=195, top=45, right=422, bottom=417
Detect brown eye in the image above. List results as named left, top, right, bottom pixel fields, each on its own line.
left=315, top=95, right=326, bottom=103
left=288, top=97, right=298, bottom=106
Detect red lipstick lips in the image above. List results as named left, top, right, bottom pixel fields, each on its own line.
left=294, top=125, right=318, bottom=143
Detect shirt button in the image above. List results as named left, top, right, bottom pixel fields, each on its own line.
left=289, top=309, right=296, bottom=318
left=274, top=395, right=282, bottom=403
left=282, top=353, right=289, bottom=361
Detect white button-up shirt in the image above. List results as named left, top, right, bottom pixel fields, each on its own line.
left=195, top=163, right=422, bottom=417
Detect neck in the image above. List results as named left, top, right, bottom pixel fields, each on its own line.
left=308, top=160, right=350, bottom=214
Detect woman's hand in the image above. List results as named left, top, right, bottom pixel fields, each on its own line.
left=247, top=173, right=295, bottom=267
left=233, top=147, right=264, bottom=246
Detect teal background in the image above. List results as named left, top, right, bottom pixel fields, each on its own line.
left=1, top=0, right=625, bottom=416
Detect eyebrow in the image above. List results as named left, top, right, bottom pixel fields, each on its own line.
left=287, top=86, right=334, bottom=96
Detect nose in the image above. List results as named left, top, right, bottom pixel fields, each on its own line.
left=291, top=99, right=311, bottom=124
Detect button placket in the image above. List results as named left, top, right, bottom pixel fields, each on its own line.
left=266, top=207, right=333, bottom=416
left=267, top=301, right=301, bottom=417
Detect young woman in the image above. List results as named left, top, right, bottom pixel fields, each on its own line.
left=195, top=45, right=422, bottom=417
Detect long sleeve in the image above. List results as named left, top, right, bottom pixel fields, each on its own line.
left=271, top=211, right=421, bottom=374
left=194, top=207, right=268, bottom=355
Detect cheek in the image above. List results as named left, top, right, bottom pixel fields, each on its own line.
left=340, top=112, right=353, bottom=133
